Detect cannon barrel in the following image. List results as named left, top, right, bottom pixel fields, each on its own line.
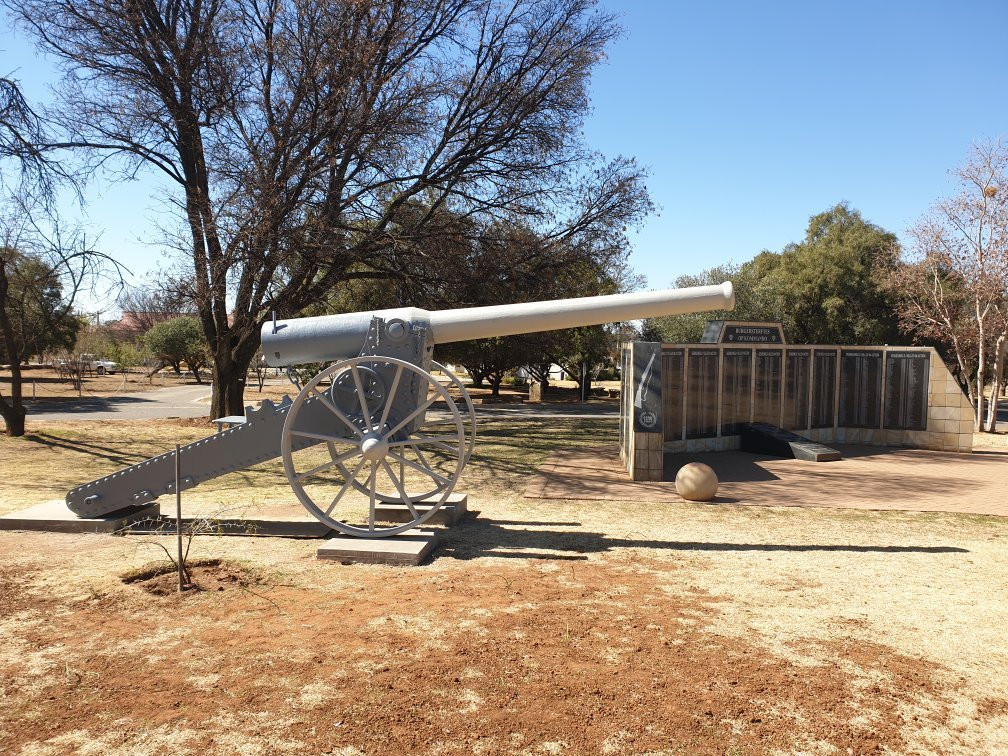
left=262, top=282, right=734, bottom=367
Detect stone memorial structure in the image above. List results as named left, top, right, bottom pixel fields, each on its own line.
left=620, top=322, right=974, bottom=481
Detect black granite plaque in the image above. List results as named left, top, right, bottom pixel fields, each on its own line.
left=699, top=320, right=724, bottom=343
left=839, top=349, right=883, bottom=428
left=661, top=349, right=685, bottom=441
left=687, top=348, right=720, bottom=439
left=811, top=350, right=837, bottom=429
left=784, top=349, right=811, bottom=430
left=884, top=351, right=930, bottom=430
left=754, top=349, right=782, bottom=425
left=721, top=348, right=752, bottom=435
left=632, top=342, right=662, bottom=433
left=721, top=324, right=784, bottom=344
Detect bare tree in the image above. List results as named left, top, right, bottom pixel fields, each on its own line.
left=887, top=140, right=1008, bottom=431
left=0, top=75, right=57, bottom=200
left=7, top=0, right=651, bottom=417
left=116, top=281, right=193, bottom=335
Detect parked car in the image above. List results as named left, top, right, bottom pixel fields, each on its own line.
left=80, top=354, right=118, bottom=375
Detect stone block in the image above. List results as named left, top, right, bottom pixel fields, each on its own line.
left=374, top=493, right=468, bottom=526
left=317, top=528, right=440, bottom=566
left=0, top=500, right=161, bottom=533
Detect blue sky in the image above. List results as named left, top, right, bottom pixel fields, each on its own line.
left=2, top=0, right=1007, bottom=309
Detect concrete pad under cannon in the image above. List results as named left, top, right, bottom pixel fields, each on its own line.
left=374, top=493, right=468, bottom=526
left=134, top=513, right=332, bottom=538
left=0, top=499, right=161, bottom=533
left=317, top=528, right=440, bottom=566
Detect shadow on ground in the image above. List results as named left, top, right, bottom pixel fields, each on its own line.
left=438, top=517, right=970, bottom=562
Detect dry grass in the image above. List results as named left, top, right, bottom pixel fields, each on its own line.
left=0, top=416, right=1007, bottom=752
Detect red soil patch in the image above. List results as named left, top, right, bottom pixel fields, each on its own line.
left=0, top=559, right=983, bottom=754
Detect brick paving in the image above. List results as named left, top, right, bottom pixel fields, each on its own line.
left=525, top=444, right=1008, bottom=517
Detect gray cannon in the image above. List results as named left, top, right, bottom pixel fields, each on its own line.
left=67, top=283, right=734, bottom=536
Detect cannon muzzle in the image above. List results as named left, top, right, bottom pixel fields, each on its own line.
left=262, top=282, right=734, bottom=367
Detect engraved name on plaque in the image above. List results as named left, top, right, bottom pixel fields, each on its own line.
left=811, top=349, right=837, bottom=428
left=839, top=349, right=883, bottom=428
left=721, top=348, right=752, bottom=435
left=662, top=349, right=685, bottom=441
left=883, top=351, right=930, bottom=431
left=754, top=349, right=782, bottom=425
left=784, top=349, right=811, bottom=431
left=687, top=348, right=720, bottom=439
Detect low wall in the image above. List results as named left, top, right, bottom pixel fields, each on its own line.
left=620, top=342, right=974, bottom=482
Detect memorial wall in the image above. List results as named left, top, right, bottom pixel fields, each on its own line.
left=620, top=322, right=975, bottom=482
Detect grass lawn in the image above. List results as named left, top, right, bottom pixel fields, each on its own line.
left=0, top=416, right=1006, bottom=753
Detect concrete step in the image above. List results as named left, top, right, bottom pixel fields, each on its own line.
left=374, top=493, right=468, bottom=525
left=317, top=528, right=440, bottom=566
left=740, top=422, right=841, bottom=462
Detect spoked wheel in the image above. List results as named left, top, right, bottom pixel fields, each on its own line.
left=329, top=359, right=476, bottom=504
left=431, top=360, right=476, bottom=465
left=281, top=356, right=466, bottom=537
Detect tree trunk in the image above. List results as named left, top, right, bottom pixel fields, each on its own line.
left=0, top=399, right=26, bottom=436
left=210, top=361, right=245, bottom=418
left=985, top=333, right=1007, bottom=432
left=975, top=317, right=986, bottom=432
left=0, top=263, right=27, bottom=437
left=489, top=372, right=503, bottom=397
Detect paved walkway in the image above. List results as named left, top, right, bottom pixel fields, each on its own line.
left=526, top=444, right=1008, bottom=517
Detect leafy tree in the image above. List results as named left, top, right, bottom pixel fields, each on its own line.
left=145, top=316, right=209, bottom=384
left=644, top=204, right=900, bottom=347
left=762, top=203, right=901, bottom=345
left=9, top=0, right=651, bottom=418
left=0, top=248, right=80, bottom=364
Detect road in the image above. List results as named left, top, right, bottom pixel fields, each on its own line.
left=23, top=383, right=618, bottom=422
left=25, top=384, right=213, bottom=422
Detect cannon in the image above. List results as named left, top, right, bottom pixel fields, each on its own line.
left=66, top=282, right=734, bottom=536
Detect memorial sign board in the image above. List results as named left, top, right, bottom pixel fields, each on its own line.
left=811, top=349, right=837, bottom=428
left=722, top=324, right=784, bottom=344
left=784, top=349, right=811, bottom=430
left=884, top=351, right=930, bottom=430
left=754, top=349, right=783, bottom=425
left=662, top=349, right=685, bottom=441
left=687, top=348, right=720, bottom=439
left=632, top=342, right=662, bottom=433
left=839, top=350, right=883, bottom=428
left=721, top=348, right=752, bottom=435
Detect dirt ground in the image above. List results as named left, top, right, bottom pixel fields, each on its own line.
left=1, top=417, right=1007, bottom=754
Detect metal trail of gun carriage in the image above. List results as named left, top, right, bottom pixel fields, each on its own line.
left=65, top=283, right=735, bottom=537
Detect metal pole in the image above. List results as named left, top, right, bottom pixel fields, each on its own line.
left=175, top=443, right=184, bottom=592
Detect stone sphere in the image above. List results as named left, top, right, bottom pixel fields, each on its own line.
left=675, top=462, right=719, bottom=502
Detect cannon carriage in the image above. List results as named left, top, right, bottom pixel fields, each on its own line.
left=66, top=283, right=734, bottom=536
